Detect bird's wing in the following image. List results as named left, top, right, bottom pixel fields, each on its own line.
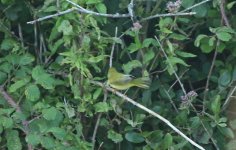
left=110, top=75, right=133, bottom=84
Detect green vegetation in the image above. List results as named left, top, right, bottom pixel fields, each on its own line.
left=0, top=0, right=236, bottom=149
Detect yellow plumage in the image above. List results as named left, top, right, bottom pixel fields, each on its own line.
left=108, top=67, right=150, bottom=90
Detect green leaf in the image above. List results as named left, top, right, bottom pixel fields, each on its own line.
left=200, top=43, right=214, bottom=53
left=211, top=95, right=221, bottom=116
left=87, top=55, right=106, bottom=63
left=216, top=32, right=232, bottom=41
left=0, top=71, right=7, bottom=84
left=19, top=54, right=35, bottom=65
left=93, top=88, right=102, bottom=100
left=218, top=70, right=231, bottom=86
left=218, top=127, right=234, bottom=139
left=94, top=102, right=110, bottom=112
left=6, top=130, right=22, bottom=150
left=1, top=38, right=16, bottom=51
left=26, top=133, right=41, bottom=146
left=227, top=1, right=236, bottom=9
left=169, top=56, right=189, bottom=67
left=176, top=51, right=196, bottom=58
left=96, top=3, right=107, bottom=13
left=58, top=20, right=73, bottom=35
left=193, top=4, right=207, bottom=17
left=162, top=133, right=173, bottom=149
left=169, top=33, right=188, bottom=40
left=122, top=60, right=142, bottom=74
left=125, top=132, right=145, bottom=143
left=86, top=0, right=101, bottom=4
left=194, top=34, right=207, bottom=47
left=127, top=43, right=141, bottom=53
left=25, top=84, right=40, bottom=101
left=9, top=78, right=30, bottom=93
left=142, top=38, right=156, bottom=48
left=107, top=130, right=123, bottom=143
left=32, top=66, right=56, bottom=89
left=41, top=136, right=55, bottom=149
left=0, top=116, right=13, bottom=128
left=47, top=127, right=66, bottom=140
left=42, top=107, right=58, bottom=120
left=143, top=49, right=155, bottom=64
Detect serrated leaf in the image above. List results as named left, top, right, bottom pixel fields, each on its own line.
left=25, top=84, right=40, bottom=101
left=94, top=102, right=110, bottom=112
left=108, top=130, right=123, bottom=143
left=9, top=78, right=31, bottom=93
left=26, top=133, right=41, bottom=146
left=0, top=116, right=13, bottom=128
left=32, top=66, right=56, bottom=89
left=125, top=132, right=145, bottom=143
left=19, top=54, right=35, bottom=65
left=143, top=49, right=155, bottom=64
left=42, top=107, right=58, bottom=120
left=58, top=20, right=73, bottom=36
left=0, top=71, right=7, bottom=84
left=41, top=136, right=55, bottom=149
left=6, top=130, right=22, bottom=150
left=47, top=127, right=66, bottom=140
left=122, top=60, right=142, bottom=74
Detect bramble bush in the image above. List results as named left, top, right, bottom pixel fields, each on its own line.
left=0, top=0, right=236, bottom=149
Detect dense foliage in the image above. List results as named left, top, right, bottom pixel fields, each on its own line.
left=0, top=0, right=236, bottom=149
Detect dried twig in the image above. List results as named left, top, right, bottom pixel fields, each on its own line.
left=141, top=12, right=196, bottom=22
left=90, top=81, right=205, bottom=150
left=109, top=27, right=118, bottom=68
left=181, top=0, right=211, bottom=13
left=219, top=0, right=231, bottom=27
left=92, top=88, right=108, bottom=149
left=154, top=36, right=187, bottom=95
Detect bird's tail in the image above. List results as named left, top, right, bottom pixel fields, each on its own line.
left=130, top=77, right=150, bottom=89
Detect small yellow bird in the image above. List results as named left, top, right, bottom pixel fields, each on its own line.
left=108, top=67, right=150, bottom=90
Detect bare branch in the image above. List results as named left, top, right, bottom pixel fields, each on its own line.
left=109, top=27, right=118, bottom=68
left=90, top=81, right=205, bottom=150
left=141, top=12, right=196, bottom=22
left=154, top=36, right=187, bottom=95
left=181, top=0, right=211, bottom=13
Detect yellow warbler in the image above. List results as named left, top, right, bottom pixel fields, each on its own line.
left=107, top=67, right=150, bottom=90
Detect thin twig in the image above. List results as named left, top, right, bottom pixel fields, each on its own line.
left=154, top=36, right=187, bottom=95
left=141, top=12, right=196, bottom=22
left=92, top=88, right=108, bottom=149
left=17, top=24, right=24, bottom=47
left=128, top=0, right=135, bottom=22
left=164, top=89, right=179, bottom=113
left=90, top=80, right=205, bottom=150
left=222, top=85, right=236, bottom=111
left=109, top=27, right=118, bottom=68
left=27, top=8, right=76, bottom=24
left=219, top=0, right=231, bottom=27
left=168, top=69, right=189, bottom=92
left=181, top=0, right=211, bottom=13
left=203, top=47, right=218, bottom=112
left=0, top=86, right=33, bottom=150
left=66, top=0, right=130, bottom=18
